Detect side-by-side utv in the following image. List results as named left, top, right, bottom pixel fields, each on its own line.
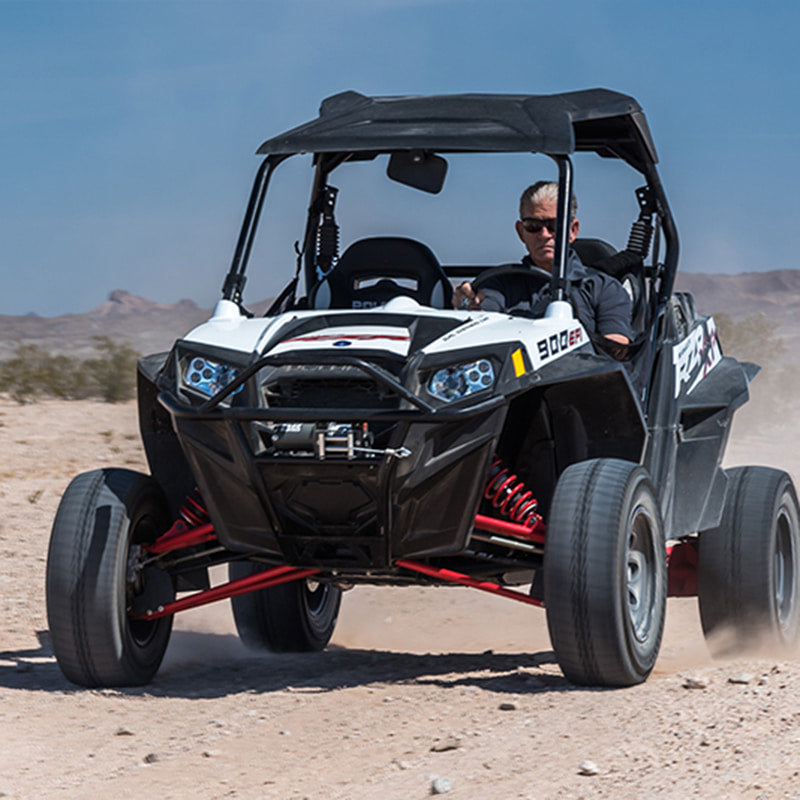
left=46, top=90, right=800, bottom=688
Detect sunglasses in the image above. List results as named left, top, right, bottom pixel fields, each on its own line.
left=520, top=217, right=557, bottom=234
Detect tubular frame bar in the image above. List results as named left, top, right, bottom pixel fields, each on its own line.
left=134, top=509, right=548, bottom=620
left=131, top=565, right=320, bottom=620
left=222, top=155, right=287, bottom=303
left=397, top=559, right=543, bottom=607
left=549, top=154, right=574, bottom=302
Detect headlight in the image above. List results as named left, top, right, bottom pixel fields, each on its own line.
left=428, top=358, right=495, bottom=402
left=182, top=355, right=242, bottom=398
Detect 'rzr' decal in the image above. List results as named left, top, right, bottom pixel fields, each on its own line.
left=672, top=318, right=722, bottom=398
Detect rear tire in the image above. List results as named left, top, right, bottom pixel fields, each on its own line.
left=46, top=469, right=174, bottom=687
left=697, top=466, right=800, bottom=656
left=544, top=459, right=666, bottom=687
left=229, top=561, right=341, bottom=652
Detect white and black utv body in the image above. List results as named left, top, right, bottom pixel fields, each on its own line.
left=47, top=90, right=800, bottom=689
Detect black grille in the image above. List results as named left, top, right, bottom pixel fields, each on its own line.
left=264, top=376, right=399, bottom=409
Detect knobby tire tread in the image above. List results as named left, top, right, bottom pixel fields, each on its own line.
left=570, top=460, right=602, bottom=684
left=729, top=468, right=749, bottom=624
left=698, top=466, right=799, bottom=653
left=72, top=472, right=104, bottom=686
left=49, top=471, right=107, bottom=687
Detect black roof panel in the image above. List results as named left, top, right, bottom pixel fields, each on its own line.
left=257, top=89, right=658, bottom=171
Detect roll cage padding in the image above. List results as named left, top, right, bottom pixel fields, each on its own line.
left=309, top=236, right=454, bottom=309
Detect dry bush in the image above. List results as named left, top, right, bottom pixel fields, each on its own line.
left=0, top=338, right=140, bottom=404
left=83, top=336, right=140, bottom=403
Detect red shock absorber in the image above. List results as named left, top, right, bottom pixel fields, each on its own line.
left=178, top=487, right=210, bottom=528
left=483, top=455, right=541, bottom=529
left=146, top=488, right=215, bottom=555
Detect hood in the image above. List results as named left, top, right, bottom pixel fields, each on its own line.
left=267, top=325, right=412, bottom=358
left=180, top=296, right=590, bottom=375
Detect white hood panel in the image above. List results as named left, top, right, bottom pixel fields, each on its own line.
left=268, top=325, right=411, bottom=357
left=180, top=300, right=589, bottom=374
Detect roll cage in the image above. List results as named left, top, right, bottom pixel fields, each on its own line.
left=221, top=89, right=679, bottom=321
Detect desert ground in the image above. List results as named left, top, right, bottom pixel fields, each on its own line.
left=2, top=395, right=800, bottom=800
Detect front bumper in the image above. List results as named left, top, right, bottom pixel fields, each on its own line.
left=159, top=353, right=507, bottom=569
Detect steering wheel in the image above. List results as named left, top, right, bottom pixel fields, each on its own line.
left=467, top=264, right=552, bottom=310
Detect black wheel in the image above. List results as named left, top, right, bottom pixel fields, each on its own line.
left=697, top=466, right=800, bottom=656
left=46, top=469, right=174, bottom=687
left=544, top=458, right=666, bottom=687
left=229, top=560, right=341, bottom=652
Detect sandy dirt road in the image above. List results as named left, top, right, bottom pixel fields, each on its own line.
left=2, top=397, right=800, bottom=800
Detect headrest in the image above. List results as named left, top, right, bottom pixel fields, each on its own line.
left=311, top=237, right=453, bottom=309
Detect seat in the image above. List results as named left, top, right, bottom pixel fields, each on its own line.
left=573, top=237, right=654, bottom=400
left=310, top=237, right=453, bottom=310
left=572, top=237, right=617, bottom=268
left=573, top=237, right=648, bottom=336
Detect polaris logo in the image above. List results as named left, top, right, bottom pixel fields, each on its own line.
left=333, top=340, right=352, bottom=347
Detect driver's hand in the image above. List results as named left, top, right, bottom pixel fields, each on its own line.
left=453, top=281, right=484, bottom=310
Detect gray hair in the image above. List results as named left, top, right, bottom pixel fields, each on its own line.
left=519, top=181, right=578, bottom=219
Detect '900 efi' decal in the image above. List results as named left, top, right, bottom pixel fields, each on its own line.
left=536, top=326, right=584, bottom=363
left=672, top=317, right=722, bottom=398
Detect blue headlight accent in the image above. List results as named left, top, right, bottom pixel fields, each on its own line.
left=428, top=358, right=495, bottom=402
left=184, top=356, right=242, bottom=398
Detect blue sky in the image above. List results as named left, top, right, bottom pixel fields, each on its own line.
left=2, top=0, right=799, bottom=316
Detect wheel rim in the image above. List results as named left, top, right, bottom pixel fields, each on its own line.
left=774, top=507, right=796, bottom=633
left=627, top=505, right=657, bottom=642
left=126, top=513, right=167, bottom=647
left=304, top=580, right=331, bottom=620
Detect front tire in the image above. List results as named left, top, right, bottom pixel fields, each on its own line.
left=46, top=469, right=174, bottom=687
left=697, top=466, right=800, bottom=656
left=544, top=459, right=666, bottom=687
left=229, top=561, right=341, bottom=652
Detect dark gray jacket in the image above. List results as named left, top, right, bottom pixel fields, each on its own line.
left=480, top=251, right=633, bottom=340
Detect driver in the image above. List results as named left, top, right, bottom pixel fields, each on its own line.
left=452, top=181, right=632, bottom=345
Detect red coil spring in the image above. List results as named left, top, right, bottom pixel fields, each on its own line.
left=483, top=455, right=540, bottom=528
left=176, top=487, right=210, bottom=530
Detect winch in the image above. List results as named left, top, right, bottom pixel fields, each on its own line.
left=268, top=421, right=410, bottom=460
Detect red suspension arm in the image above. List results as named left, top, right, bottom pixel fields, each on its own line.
left=396, top=559, right=543, bottom=607
left=135, top=478, right=548, bottom=622
left=473, top=513, right=546, bottom=544
left=146, top=522, right=217, bottom=555
left=132, top=565, right=320, bottom=620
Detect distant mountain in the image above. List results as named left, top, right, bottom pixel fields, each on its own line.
left=675, top=269, right=800, bottom=352
left=0, top=290, right=212, bottom=360
left=675, top=269, right=800, bottom=319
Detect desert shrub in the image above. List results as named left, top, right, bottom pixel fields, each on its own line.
left=0, top=344, right=48, bottom=403
left=84, top=336, right=140, bottom=403
left=0, top=338, right=140, bottom=403
left=0, top=344, right=87, bottom=403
